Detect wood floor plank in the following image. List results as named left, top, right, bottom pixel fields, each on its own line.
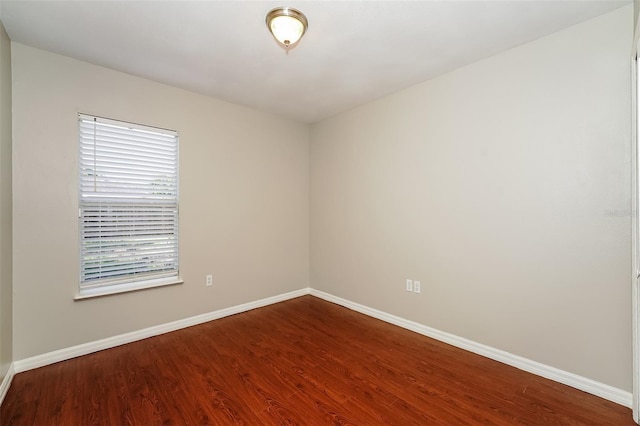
left=1, top=296, right=634, bottom=425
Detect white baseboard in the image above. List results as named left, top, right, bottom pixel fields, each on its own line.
left=0, top=363, right=15, bottom=406
left=8, top=286, right=632, bottom=410
left=309, top=288, right=633, bottom=408
left=13, top=288, right=310, bottom=374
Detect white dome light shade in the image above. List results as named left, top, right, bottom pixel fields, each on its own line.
left=266, top=7, right=308, bottom=49
left=270, top=15, right=304, bottom=45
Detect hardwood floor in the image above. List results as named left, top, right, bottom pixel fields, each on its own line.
left=1, top=295, right=634, bottom=425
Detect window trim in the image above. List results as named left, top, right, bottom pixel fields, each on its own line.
left=76, top=113, right=181, bottom=299
left=74, top=276, right=184, bottom=300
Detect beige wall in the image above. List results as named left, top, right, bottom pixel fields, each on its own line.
left=310, top=6, right=633, bottom=391
left=634, top=1, right=640, bottom=49
left=11, top=44, right=309, bottom=359
left=0, top=20, right=12, bottom=381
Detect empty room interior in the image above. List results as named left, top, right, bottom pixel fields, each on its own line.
left=1, top=0, right=640, bottom=424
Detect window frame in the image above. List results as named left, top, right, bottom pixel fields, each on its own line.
left=76, top=114, right=182, bottom=300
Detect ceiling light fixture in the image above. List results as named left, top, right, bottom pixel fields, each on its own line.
left=266, top=7, right=308, bottom=52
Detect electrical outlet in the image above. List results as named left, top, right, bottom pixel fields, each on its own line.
left=414, top=281, right=421, bottom=294
left=406, top=279, right=413, bottom=292
left=206, top=275, right=213, bottom=286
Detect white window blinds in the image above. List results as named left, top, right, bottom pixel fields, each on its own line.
left=78, top=114, right=179, bottom=289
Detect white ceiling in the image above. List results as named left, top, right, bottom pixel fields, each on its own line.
left=0, top=0, right=630, bottom=123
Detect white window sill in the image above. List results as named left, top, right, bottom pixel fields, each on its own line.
left=74, top=277, right=184, bottom=300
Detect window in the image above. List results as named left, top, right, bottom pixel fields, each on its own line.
left=78, top=114, right=180, bottom=298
